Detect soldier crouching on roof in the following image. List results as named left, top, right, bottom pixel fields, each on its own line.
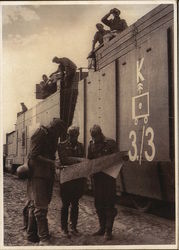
left=58, top=126, right=85, bottom=238
left=88, top=124, right=118, bottom=241
left=25, top=118, right=66, bottom=245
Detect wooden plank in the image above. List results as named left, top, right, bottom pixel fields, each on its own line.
left=97, top=11, right=173, bottom=69
left=98, top=5, right=173, bottom=59
left=97, top=16, right=173, bottom=70
left=60, top=152, right=126, bottom=183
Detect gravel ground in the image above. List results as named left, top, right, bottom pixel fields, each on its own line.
left=3, top=172, right=176, bottom=248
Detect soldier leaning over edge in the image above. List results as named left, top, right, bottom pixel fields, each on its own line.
left=58, top=125, right=86, bottom=238
left=50, top=57, right=77, bottom=89
left=88, top=124, right=118, bottom=241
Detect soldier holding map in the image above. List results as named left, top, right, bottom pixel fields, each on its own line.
left=88, top=124, right=118, bottom=241
left=58, top=126, right=85, bottom=238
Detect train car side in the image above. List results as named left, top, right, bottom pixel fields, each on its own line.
left=74, top=4, right=175, bottom=203
left=5, top=85, right=61, bottom=171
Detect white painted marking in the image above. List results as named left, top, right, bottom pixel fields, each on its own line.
left=132, top=92, right=149, bottom=121
left=139, top=125, right=145, bottom=165
left=137, top=57, right=145, bottom=83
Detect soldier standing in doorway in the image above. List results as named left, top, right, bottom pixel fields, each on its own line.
left=26, top=118, right=66, bottom=245
left=58, top=125, right=85, bottom=238
left=88, top=124, right=118, bottom=241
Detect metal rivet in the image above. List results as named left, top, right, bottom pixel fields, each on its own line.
left=146, top=48, right=152, bottom=52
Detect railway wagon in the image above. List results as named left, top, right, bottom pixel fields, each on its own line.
left=5, top=87, right=61, bottom=172
left=73, top=4, right=175, bottom=206
left=5, top=70, right=87, bottom=173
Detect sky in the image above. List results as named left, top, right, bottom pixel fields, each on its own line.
left=1, top=1, right=159, bottom=143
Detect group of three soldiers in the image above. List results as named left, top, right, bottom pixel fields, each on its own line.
left=24, top=118, right=118, bottom=245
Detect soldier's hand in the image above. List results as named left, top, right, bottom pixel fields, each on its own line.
left=54, top=161, right=60, bottom=169
left=110, top=9, right=114, bottom=14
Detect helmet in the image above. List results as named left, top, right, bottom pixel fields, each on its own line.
left=90, top=124, right=102, bottom=137
left=50, top=118, right=67, bottom=132
left=111, top=8, right=120, bottom=15
left=17, top=163, right=30, bottom=179
left=96, top=23, right=104, bottom=29
left=52, top=56, right=59, bottom=63
left=67, top=125, right=79, bottom=136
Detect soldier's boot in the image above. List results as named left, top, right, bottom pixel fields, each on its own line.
left=26, top=206, right=39, bottom=243
left=22, top=200, right=30, bottom=230
left=61, top=204, right=71, bottom=238
left=104, top=208, right=117, bottom=241
left=93, top=211, right=106, bottom=236
left=70, top=201, right=80, bottom=236
left=34, top=208, right=51, bottom=245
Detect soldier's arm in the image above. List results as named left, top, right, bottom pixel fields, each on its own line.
left=29, top=129, right=56, bottom=168
left=36, top=155, right=55, bottom=166
left=78, top=143, right=85, bottom=158
left=50, top=65, right=62, bottom=77
left=57, top=143, right=76, bottom=165
left=87, top=144, right=93, bottom=159
left=92, top=32, right=98, bottom=51
left=122, top=19, right=128, bottom=30
left=110, top=140, right=118, bottom=153
left=57, top=143, right=67, bottom=165
left=101, top=11, right=112, bottom=26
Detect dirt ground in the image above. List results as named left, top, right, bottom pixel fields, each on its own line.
left=3, top=172, right=176, bottom=248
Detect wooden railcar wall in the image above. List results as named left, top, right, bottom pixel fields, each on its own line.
left=96, top=4, right=173, bottom=70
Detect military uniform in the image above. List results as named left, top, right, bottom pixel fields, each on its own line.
left=57, top=57, right=77, bottom=89
left=88, top=136, right=118, bottom=237
left=92, top=29, right=109, bottom=50
left=26, top=126, right=58, bottom=242
left=101, top=9, right=128, bottom=33
left=58, top=139, right=85, bottom=233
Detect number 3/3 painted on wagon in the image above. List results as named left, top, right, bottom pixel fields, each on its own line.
left=144, top=127, right=155, bottom=161
left=128, top=127, right=156, bottom=162
left=128, top=130, right=137, bottom=161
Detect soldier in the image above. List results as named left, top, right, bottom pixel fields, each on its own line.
left=17, top=103, right=28, bottom=117
left=88, top=124, right=118, bottom=241
left=51, top=57, right=77, bottom=88
left=92, top=23, right=110, bottom=51
left=58, top=125, right=85, bottom=238
left=101, top=8, right=128, bottom=33
left=40, top=74, right=57, bottom=97
left=26, top=118, right=66, bottom=245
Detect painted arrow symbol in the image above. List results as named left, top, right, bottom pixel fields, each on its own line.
left=137, top=83, right=143, bottom=94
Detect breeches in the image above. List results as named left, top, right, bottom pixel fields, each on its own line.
left=60, top=178, right=85, bottom=229
left=93, top=172, right=116, bottom=212
left=27, top=177, right=54, bottom=209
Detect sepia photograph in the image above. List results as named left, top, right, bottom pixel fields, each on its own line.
left=1, top=0, right=178, bottom=249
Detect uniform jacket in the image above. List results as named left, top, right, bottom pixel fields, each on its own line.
left=102, top=16, right=128, bottom=32
left=93, top=29, right=110, bottom=49
left=58, top=57, right=77, bottom=73
left=58, top=139, right=84, bottom=165
left=28, top=126, right=58, bottom=179
left=88, top=136, right=117, bottom=160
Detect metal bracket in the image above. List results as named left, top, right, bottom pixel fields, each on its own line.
left=132, top=24, right=138, bottom=48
